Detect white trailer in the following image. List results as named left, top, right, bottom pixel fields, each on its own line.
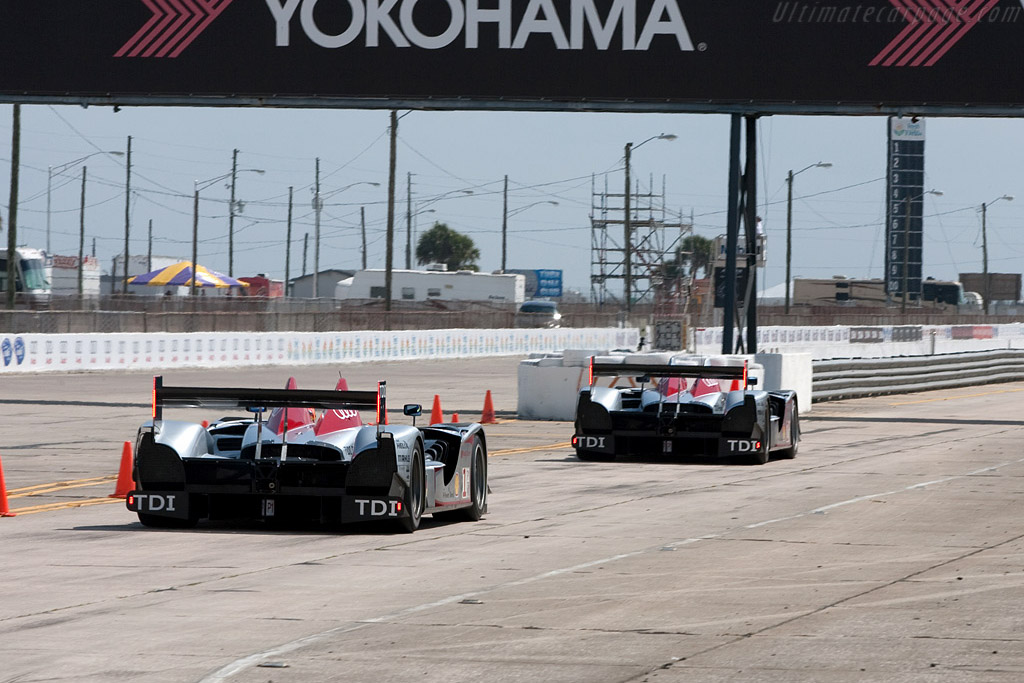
left=336, top=269, right=525, bottom=304
left=49, top=254, right=101, bottom=298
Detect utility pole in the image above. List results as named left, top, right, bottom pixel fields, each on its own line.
left=501, top=174, right=508, bottom=272
left=190, top=185, right=199, bottom=297
left=405, top=172, right=412, bottom=270
left=623, top=143, right=633, bottom=314
left=361, top=206, right=367, bottom=269
left=147, top=219, right=153, bottom=272
left=6, top=104, right=20, bottom=310
left=385, top=110, right=397, bottom=311
left=285, top=186, right=293, bottom=296
left=785, top=169, right=793, bottom=314
left=228, top=148, right=238, bottom=277
left=302, top=233, right=308, bottom=277
left=313, top=158, right=321, bottom=298
left=91, top=237, right=96, bottom=257
left=122, top=135, right=132, bottom=294
left=982, top=201, right=989, bottom=315
left=78, top=167, right=86, bottom=297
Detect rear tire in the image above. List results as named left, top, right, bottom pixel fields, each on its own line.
left=777, top=407, right=800, bottom=460
left=397, top=444, right=425, bottom=533
left=461, top=441, right=487, bottom=521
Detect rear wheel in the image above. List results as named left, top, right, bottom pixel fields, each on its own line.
left=397, top=444, right=425, bottom=533
left=777, top=406, right=800, bottom=460
left=461, top=441, right=487, bottom=521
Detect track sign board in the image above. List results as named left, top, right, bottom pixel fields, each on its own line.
left=2, top=1, right=1024, bottom=113
left=885, top=117, right=926, bottom=300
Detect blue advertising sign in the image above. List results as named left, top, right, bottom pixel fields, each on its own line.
left=536, top=270, right=563, bottom=298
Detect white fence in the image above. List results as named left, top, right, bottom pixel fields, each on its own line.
left=0, top=328, right=640, bottom=374
left=694, top=323, right=1024, bottom=360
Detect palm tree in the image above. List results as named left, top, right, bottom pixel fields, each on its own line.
left=661, top=235, right=714, bottom=280
left=678, top=235, right=714, bottom=279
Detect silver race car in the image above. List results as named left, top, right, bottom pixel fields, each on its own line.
left=572, top=358, right=799, bottom=464
left=127, top=376, right=487, bottom=531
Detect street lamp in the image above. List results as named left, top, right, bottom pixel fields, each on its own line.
left=191, top=168, right=263, bottom=297
left=503, top=200, right=559, bottom=272
left=981, top=194, right=1013, bottom=315
left=410, top=207, right=436, bottom=266
left=312, top=180, right=380, bottom=297
left=900, top=189, right=943, bottom=312
left=47, top=151, right=124, bottom=253
left=784, top=161, right=832, bottom=313
left=624, top=133, right=676, bottom=313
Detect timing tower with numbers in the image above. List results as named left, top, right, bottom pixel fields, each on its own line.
left=885, top=117, right=927, bottom=303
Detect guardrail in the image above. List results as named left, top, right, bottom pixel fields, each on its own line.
left=812, top=349, right=1024, bottom=402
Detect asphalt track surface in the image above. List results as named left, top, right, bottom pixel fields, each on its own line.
left=2, top=358, right=1023, bottom=682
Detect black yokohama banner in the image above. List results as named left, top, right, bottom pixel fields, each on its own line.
left=2, top=0, right=1023, bottom=113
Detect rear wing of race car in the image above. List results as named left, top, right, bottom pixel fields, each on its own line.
left=152, top=376, right=388, bottom=425
left=588, top=359, right=749, bottom=389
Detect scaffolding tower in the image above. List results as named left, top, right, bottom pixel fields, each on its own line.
left=590, top=174, right=692, bottom=310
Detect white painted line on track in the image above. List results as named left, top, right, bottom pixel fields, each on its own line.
left=200, top=455, right=1024, bottom=682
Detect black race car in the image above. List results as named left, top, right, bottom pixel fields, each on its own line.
left=126, top=377, right=487, bottom=532
left=572, top=358, right=799, bottom=464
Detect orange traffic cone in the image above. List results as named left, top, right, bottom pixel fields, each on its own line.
left=452, top=413, right=460, bottom=423
left=0, top=454, right=15, bottom=517
left=729, top=380, right=741, bottom=392
left=481, top=390, right=496, bottom=424
left=109, top=441, right=136, bottom=499
left=201, top=420, right=210, bottom=428
left=430, top=395, right=443, bottom=425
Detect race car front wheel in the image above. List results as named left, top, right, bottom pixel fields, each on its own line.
left=398, top=444, right=425, bottom=533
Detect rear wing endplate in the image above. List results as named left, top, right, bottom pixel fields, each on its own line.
left=588, top=359, right=748, bottom=388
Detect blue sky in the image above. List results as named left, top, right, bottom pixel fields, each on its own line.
left=1, top=104, right=1021, bottom=297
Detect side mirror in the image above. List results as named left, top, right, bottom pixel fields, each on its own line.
left=747, top=377, right=759, bottom=386
left=403, top=404, right=422, bottom=417
left=635, top=375, right=650, bottom=384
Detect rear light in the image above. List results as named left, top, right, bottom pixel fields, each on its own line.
left=396, top=501, right=403, bottom=512
left=152, top=376, right=163, bottom=422
left=571, top=435, right=579, bottom=447
left=588, top=356, right=594, bottom=386
left=755, top=441, right=762, bottom=450
left=127, top=494, right=135, bottom=506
